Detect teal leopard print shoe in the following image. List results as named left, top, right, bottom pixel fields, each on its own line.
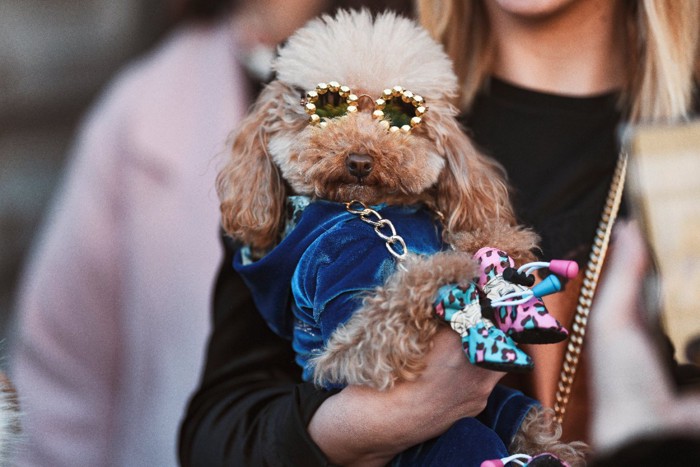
left=434, top=283, right=533, bottom=372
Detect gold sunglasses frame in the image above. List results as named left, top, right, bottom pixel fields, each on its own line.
left=301, top=81, right=428, bottom=133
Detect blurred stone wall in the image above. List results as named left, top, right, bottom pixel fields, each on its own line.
left=0, top=0, right=170, bottom=346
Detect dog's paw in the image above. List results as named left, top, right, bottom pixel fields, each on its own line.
left=510, top=407, right=589, bottom=467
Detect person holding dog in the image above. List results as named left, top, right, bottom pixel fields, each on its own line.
left=418, top=0, right=700, bottom=443
left=179, top=0, right=700, bottom=465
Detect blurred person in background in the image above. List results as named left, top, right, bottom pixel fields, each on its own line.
left=8, top=0, right=334, bottom=465
left=588, top=221, right=700, bottom=465
left=180, top=0, right=700, bottom=466
left=418, top=0, right=700, bottom=443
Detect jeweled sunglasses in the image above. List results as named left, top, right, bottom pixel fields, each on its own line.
left=300, top=81, right=427, bottom=133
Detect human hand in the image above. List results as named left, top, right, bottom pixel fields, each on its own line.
left=589, top=221, right=700, bottom=454
left=308, top=325, right=505, bottom=466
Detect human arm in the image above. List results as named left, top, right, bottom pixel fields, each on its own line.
left=300, top=234, right=507, bottom=465
left=178, top=234, right=336, bottom=466
left=181, top=235, right=505, bottom=466
left=308, top=326, right=505, bottom=466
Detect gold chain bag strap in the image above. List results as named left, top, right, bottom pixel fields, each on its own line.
left=553, top=151, right=628, bottom=423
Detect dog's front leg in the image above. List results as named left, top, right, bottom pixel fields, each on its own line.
left=311, top=251, right=480, bottom=391
left=448, top=223, right=540, bottom=266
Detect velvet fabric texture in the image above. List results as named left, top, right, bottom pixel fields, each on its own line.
left=235, top=199, right=541, bottom=465
left=234, top=199, right=443, bottom=378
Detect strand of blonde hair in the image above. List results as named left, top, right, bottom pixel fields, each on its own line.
left=417, top=0, right=700, bottom=122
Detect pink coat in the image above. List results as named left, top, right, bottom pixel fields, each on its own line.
left=10, top=18, right=250, bottom=466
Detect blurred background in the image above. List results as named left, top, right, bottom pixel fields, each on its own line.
left=0, top=0, right=413, bottom=357
left=0, top=0, right=173, bottom=347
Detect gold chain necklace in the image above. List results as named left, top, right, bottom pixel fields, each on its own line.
left=345, top=200, right=409, bottom=264
left=553, top=151, right=628, bottom=423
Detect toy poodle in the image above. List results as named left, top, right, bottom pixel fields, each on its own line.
left=217, top=9, right=586, bottom=466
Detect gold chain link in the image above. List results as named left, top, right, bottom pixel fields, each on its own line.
left=553, top=151, right=628, bottom=423
left=345, top=200, right=408, bottom=262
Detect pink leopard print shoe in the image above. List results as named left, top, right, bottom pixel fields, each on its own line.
left=473, top=247, right=568, bottom=344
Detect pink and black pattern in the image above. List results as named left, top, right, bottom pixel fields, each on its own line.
left=481, top=451, right=571, bottom=467
left=474, top=247, right=568, bottom=344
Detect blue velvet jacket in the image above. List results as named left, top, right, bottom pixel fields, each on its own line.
left=234, top=199, right=444, bottom=381
left=234, top=199, right=539, bottom=462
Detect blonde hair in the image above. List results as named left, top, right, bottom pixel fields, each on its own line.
left=417, top=0, right=700, bottom=123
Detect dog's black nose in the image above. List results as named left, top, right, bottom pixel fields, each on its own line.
left=346, top=153, right=373, bottom=179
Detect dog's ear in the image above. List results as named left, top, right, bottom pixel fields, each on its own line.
left=217, top=82, right=289, bottom=251
left=427, top=107, right=518, bottom=240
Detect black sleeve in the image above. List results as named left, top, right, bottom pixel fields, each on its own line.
left=178, top=233, right=338, bottom=466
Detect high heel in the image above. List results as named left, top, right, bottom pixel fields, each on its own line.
left=434, top=283, right=533, bottom=371
left=473, top=247, right=569, bottom=344
left=481, top=452, right=571, bottom=467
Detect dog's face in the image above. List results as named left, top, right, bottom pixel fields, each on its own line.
left=218, top=10, right=515, bottom=250
left=267, top=81, right=445, bottom=206
left=264, top=9, right=461, bottom=206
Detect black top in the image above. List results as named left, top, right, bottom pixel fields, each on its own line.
left=178, top=233, right=335, bottom=466
left=178, top=79, right=623, bottom=466
left=461, top=77, right=622, bottom=263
